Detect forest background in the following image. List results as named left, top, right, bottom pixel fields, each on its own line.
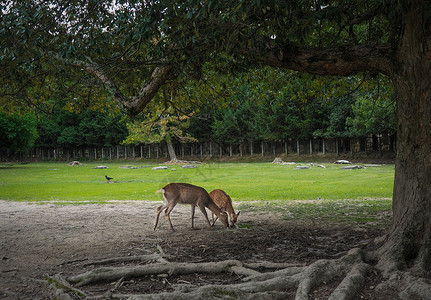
left=0, top=65, right=396, bottom=160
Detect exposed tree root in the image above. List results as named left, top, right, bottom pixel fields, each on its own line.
left=83, top=252, right=172, bottom=266
left=45, top=243, right=431, bottom=299
left=49, top=247, right=392, bottom=299
left=46, top=274, right=87, bottom=299
left=374, top=234, right=431, bottom=299
left=374, top=271, right=431, bottom=300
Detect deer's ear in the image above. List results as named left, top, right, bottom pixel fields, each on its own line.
left=237, top=211, right=240, bottom=216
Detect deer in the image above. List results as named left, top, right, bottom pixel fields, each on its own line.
left=209, top=189, right=240, bottom=227
left=154, top=183, right=229, bottom=231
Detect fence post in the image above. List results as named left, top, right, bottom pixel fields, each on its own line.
left=309, top=140, right=312, bottom=155
left=250, top=140, right=254, bottom=156
left=261, top=141, right=264, bottom=157
left=336, top=139, right=339, bottom=156
left=297, top=139, right=300, bottom=156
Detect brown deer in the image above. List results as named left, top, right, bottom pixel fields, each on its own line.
left=154, top=183, right=229, bottom=231
left=209, top=189, right=240, bottom=227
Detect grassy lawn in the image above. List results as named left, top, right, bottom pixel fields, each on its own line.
left=0, top=161, right=394, bottom=203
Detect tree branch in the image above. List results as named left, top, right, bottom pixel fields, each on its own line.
left=129, top=65, right=175, bottom=115
left=262, top=43, right=393, bottom=77
left=74, top=57, right=174, bottom=116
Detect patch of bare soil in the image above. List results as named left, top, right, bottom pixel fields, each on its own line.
left=0, top=200, right=397, bottom=299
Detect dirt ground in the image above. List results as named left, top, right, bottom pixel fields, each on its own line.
left=0, top=200, right=395, bottom=299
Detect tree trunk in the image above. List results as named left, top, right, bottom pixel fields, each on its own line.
left=377, top=3, right=431, bottom=275
left=166, top=139, right=177, bottom=162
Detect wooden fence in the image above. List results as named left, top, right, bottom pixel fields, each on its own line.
left=2, top=135, right=396, bottom=162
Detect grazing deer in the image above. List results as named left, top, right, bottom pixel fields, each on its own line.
left=154, top=183, right=229, bottom=231
left=209, top=189, right=240, bottom=227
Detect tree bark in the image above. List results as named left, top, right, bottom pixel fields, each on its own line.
left=263, top=43, right=393, bottom=76
left=78, top=61, right=173, bottom=116
left=377, top=2, right=431, bottom=275
left=166, top=138, right=177, bottom=162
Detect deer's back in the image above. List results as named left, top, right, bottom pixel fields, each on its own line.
left=163, top=183, right=211, bottom=205
left=209, top=189, right=233, bottom=212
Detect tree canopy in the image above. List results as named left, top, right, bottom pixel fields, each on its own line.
left=0, top=0, right=399, bottom=115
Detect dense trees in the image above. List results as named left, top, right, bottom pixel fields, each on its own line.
left=0, top=112, right=38, bottom=154
left=35, top=109, right=128, bottom=148
left=186, top=68, right=395, bottom=147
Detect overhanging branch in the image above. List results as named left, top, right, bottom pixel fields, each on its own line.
left=262, top=43, right=393, bottom=77
left=71, top=57, right=174, bottom=115
left=128, top=64, right=174, bottom=115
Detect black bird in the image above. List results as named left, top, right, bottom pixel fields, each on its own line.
left=105, top=175, right=113, bottom=181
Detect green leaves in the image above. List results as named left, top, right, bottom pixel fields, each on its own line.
left=123, top=107, right=197, bottom=145
left=0, top=112, right=38, bottom=153
left=36, top=109, right=128, bottom=148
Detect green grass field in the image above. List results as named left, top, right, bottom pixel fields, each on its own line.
left=0, top=161, right=394, bottom=203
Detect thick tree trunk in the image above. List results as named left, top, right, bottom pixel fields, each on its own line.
left=377, top=3, right=431, bottom=275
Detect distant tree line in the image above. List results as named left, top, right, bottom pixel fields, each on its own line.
left=35, top=109, right=129, bottom=148
left=1, top=67, right=397, bottom=158
left=185, top=72, right=397, bottom=152
left=1, top=93, right=396, bottom=160
left=0, top=109, right=128, bottom=158
left=124, top=68, right=397, bottom=158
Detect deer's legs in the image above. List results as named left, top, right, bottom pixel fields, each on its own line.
left=154, top=204, right=166, bottom=230
left=164, top=205, right=176, bottom=231
left=190, top=205, right=196, bottom=229
left=198, top=204, right=213, bottom=229
left=211, top=211, right=219, bottom=226
left=154, top=199, right=176, bottom=231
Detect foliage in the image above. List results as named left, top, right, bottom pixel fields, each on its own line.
left=315, top=95, right=355, bottom=139
left=36, top=109, right=128, bottom=148
left=347, top=96, right=396, bottom=137
left=0, top=112, right=38, bottom=153
left=0, top=1, right=397, bottom=149
left=186, top=66, right=394, bottom=143
left=123, top=107, right=197, bottom=145
left=0, top=0, right=400, bottom=115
